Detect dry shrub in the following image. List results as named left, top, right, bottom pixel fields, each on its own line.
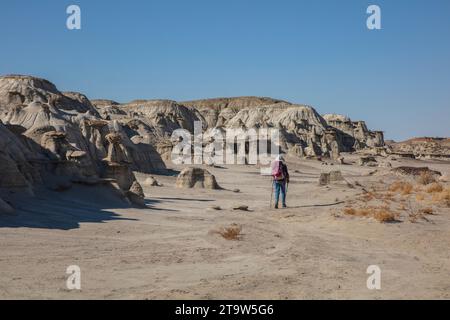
left=409, top=213, right=426, bottom=223
left=373, top=209, right=398, bottom=223
left=402, top=184, right=413, bottom=195
left=415, top=193, right=425, bottom=201
left=431, top=186, right=450, bottom=207
left=214, top=224, right=242, bottom=240
left=409, top=210, right=431, bottom=223
left=343, top=207, right=357, bottom=216
left=344, top=207, right=371, bottom=217
left=389, top=181, right=413, bottom=195
left=343, top=206, right=398, bottom=223
left=416, top=171, right=436, bottom=185
left=383, top=192, right=394, bottom=201
left=426, top=183, right=443, bottom=194
left=421, top=207, right=434, bottom=215
left=362, top=191, right=393, bottom=202
left=362, top=192, right=374, bottom=202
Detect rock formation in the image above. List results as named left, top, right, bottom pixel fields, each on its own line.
left=143, top=176, right=161, bottom=187
left=0, top=75, right=147, bottom=209
left=322, top=114, right=384, bottom=150
left=319, top=170, right=349, bottom=186
left=176, top=167, right=221, bottom=189
left=188, top=100, right=385, bottom=160
left=388, top=138, right=450, bottom=160
left=1, top=74, right=385, bottom=210
left=358, top=156, right=378, bottom=167
left=127, top=180, right=146, bottom=207
left=391, top=166, right=441, bottom=178
left=93, top=96, right=385, bottom=163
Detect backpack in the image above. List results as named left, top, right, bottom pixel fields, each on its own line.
left=271, top=160, right=285, bottom=181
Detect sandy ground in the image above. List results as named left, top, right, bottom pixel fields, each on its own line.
left=0, top=155, right=449, bottom=299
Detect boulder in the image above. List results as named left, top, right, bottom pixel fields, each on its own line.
left=127, top=181, right=146, bottom=207
left=358, top=156, right=378, bottom=167
left=319, top=170, right=348, bottom=186
left=176, top=167, right=221, bottom=189
left=233, top=205, right=250, bottom=211
left=143, top=176, right=161, bottom=187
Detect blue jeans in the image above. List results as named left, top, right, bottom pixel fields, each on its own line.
left=274, top=180, right=287, bottom=207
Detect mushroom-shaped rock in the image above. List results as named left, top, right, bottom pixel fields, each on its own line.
left=41, top=131, right=68, bottom=159
left=104, top=133, right=129, bottom=164
left=101, top=133, right=136, bottom=192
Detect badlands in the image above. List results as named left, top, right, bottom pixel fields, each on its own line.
left=0, top=75, right=449, bottom=299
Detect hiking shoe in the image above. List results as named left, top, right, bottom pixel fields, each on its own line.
left=282, top=204, right=287, bottom=208
left=274, top=205, right=279, bottom=209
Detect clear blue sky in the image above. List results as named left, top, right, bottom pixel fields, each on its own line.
left=1, top=0, right=449, bottom=140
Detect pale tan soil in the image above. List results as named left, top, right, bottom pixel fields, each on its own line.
left=0, top=155, right=449, bottom=299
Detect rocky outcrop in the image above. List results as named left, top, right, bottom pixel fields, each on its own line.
left=93, top=95, right=384, bottom=163
left=182, top=97, right=286, bottom=129
left=1, top=74, right=385, bottom=205
left=187, top=99, right=384, bottom=160
left=0, top=75, right=159, bottom=206
left=391, top=166, right=441, bottom=177
left=322, top=114, right=384, bottom=150
left=389, top=138, right=450, bottom=159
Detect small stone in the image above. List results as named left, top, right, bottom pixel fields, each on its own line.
left=233, top=205, right=249, bottom=211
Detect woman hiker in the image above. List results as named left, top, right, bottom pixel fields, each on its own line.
left=271, top=155, right=290, bottom=209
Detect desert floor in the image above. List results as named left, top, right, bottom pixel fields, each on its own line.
left=1, top=155, right=449, bottom=299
